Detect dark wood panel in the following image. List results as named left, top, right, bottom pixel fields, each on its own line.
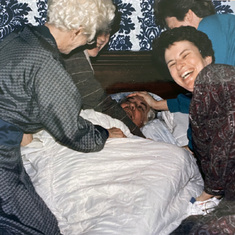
left=105, top=81, right=187, bottom=99
left=91, top=51, right=186, bottom=99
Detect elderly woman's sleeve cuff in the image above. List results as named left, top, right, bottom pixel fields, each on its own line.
left=94, top=125, right=109, bottom=140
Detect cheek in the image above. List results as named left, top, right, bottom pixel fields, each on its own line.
left=168, top=68, right=179, bottom=82
left=136, top=111, right=146, bottom=125
left=77, top=35, right=88, bottom=47
left=198, top=62, right=206, bottom=71
left=88, top=48, right=100, bottom=57
left=120, top=103, right=125, bottom=109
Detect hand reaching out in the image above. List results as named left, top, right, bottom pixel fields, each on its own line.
left=128, top=92, right=169, bottom=111
left=128, top=91, right=156, bottom=107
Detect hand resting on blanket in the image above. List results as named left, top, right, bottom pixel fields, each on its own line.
left=21, top=133, right=33, bottom=146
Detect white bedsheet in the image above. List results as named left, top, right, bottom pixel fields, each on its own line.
left=21, top=110, right=203, bottom=235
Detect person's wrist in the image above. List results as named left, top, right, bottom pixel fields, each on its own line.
left=152, top=100, right=159, bottom=110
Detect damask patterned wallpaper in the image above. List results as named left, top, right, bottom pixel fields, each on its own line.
left=0, top=0, right=234, bottom=51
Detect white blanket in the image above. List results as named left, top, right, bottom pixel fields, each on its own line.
left=21, top=110, right=203, bottom=235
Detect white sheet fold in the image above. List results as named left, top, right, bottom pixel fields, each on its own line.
left=21, top=109, right=203, bottom=235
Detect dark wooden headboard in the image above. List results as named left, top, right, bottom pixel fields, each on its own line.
left=91, top=51, right=187, bottom=99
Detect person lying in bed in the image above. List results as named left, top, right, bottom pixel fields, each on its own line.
left=21, top=94, right=156, bottom=147
left=119, top=95, right=156, bottom=128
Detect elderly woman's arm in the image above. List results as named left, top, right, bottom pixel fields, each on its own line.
left=35, top=56, right=125, bottom=152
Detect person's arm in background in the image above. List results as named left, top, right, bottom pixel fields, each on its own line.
left=63, top=36, right=145, bottom=138
left=86, top=35, right=145, bottom=137
left=129, top=92, right=169, bottom=110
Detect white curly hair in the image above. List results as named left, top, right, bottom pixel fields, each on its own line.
left=47, top=0, right=116, bottom=42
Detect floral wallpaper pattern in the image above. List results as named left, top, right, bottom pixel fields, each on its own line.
left=0, top=0, right=234, bottom=51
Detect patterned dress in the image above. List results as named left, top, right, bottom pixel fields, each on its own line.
left=171, top=64, right=235, bottom=235
left=190, top=64, right=235, bottom=200
left=0, top=25, right=109, bottom=234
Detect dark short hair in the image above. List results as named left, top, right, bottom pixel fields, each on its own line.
left=155, top=0, right=216, bottom=28
left=152, top=26, right=215, bottom=77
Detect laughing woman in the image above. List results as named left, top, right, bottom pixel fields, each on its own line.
left=133, top=26, right=235, bottom=233
left=134, top=26, right=235, bottom=202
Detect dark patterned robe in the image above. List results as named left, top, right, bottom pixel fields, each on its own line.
left=0, top=25, right=109, bottom=234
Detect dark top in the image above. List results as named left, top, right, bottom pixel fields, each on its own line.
left=190, top=64, right=235, bottom=199
left=0, top=25, right=109, bottom=153
left=62, top=49, right=145, bottom=138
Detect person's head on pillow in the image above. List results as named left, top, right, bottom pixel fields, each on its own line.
left=120, top=95, right=156, bottom=128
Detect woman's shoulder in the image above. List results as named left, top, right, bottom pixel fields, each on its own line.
left=198, top=63, right=235, bottom=84
left=205, top=63, right=235, bottom=70
left=202, top=13, right=235, bottom=25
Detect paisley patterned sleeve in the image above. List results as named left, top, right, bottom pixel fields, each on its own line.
left=189, top=64, right=235, bottom=200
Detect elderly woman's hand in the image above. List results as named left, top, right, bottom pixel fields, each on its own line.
left=108, top=127, right=126, bottom=138
left=21, top=134, right=33, bottom=146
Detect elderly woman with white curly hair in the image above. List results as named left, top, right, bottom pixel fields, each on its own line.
left=0, top=0, right=125, bottom=234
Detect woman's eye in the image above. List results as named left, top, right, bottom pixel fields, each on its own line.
left=168, top=62, right=175, bottom=68
left=183, top=53, right=189, bottom=59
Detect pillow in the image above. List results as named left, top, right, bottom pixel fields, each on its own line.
left=111, top=92, right=189, bottom=146
left=80, top=109, right=133, bottom=138
left=171, top=112, right=189, bottom=146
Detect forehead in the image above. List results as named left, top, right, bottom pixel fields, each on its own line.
left=127, top=96, right=146, bottom=103
left=165, top=40, right=199, bottom=58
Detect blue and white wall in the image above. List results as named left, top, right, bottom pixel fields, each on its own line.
left=109, top=0, right=235, bottom=50
left=0, top=0, right=234, bottom=51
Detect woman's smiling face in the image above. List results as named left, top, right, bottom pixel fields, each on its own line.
left=165, top=40, right=212, bottom=92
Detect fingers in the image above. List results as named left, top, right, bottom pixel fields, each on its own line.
left=21, top=133, right=33, bottom=146
left=127, top=91, right=148, bottom=98
left=108, top=127, right=126, bottom=138
left=196, top=191, right=214, bottom=201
